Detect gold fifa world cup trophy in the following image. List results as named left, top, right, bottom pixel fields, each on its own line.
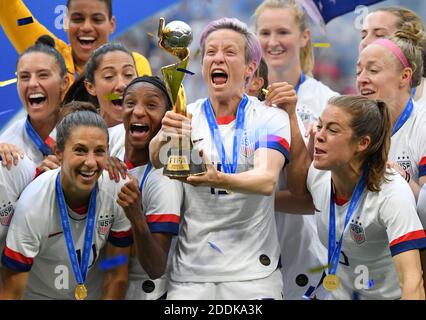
left=158, top=17, right=206, bottom=177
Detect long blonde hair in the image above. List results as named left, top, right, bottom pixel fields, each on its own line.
left=254, top=0, right=314, bottom=75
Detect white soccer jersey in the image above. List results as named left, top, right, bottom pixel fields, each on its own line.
left=276, top=77, right=336, bottom=300
left=121, top=159, right=182, bottom=300
left=389, top=100, right=426, bottom=184
left=296, top=76, right=338, bottom=131
left=108, top=123, right=125, bottom=157
left=414, top=77, right=426, bottom=112
left=307, top=165, right=426, bottom=300
left=1, top=169, right=133, bottom=300
left=171, top=95, right=290, bottom=283
left=0, top=156, right=36, bottom=253
left=0, top=118, right=56, bottom=165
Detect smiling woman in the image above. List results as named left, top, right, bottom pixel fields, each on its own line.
left=0, top=36, right=68, bottom=167
left=0, top=0, right=151, bottom=86
left=149, top=18, right=293, bottom=300
left=280, top=94, right=426, bottom=300
left=110, top=76, right=181, bottom=300
left=0, top=103, right=134, bottom=300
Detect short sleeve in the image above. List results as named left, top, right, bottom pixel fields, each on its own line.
left=379, top=174, right=426, bottom=256
left=0, top=156, right=37, bottom=197
left=142, top=170, right=183, bottom=235
left=254, top=107, right=291, bottom=164
left=107, top=179, right=133, bottom=248
left=1, top=198, right=45, bottom=272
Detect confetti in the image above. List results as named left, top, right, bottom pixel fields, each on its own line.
left=17, top=16, right=34, bottom=26
left=313, top=42, right=331, bottom=48
left=104, top=93, right=122, bottom=101
left=0, top=78, right=17, bottom=88
left=192, top=48, right=201, bottom=59
left=0, top=109, right=14, bottom=117
left=98, top=254, right=128, bottom=271
left=176, top=68, right=195, bottom=75
left=309, top=264, right=330, bottom=273
left=207, top=241, right=223, bottom=254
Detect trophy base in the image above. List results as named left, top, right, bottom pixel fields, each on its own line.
left=163, top=154, right=206, bottom=178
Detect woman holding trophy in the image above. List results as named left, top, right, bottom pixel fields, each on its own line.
left=150, top=17, right=300, bottom=299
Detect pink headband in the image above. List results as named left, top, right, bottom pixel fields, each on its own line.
left=372, top=38, right=410, bottom=68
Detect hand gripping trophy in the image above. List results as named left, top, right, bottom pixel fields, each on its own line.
left=158, top=17, right=206, bottom=177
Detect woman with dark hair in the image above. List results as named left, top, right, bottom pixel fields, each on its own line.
left=254, top=0, right=337, bottom=299
left=0, top=36, right=68, bottom=167
left=0, top=0, right=151, bottom=86
left=113, top=76, right=181, bottom=300
left=0, top=104, right=133, bottom=299
left=278, top=94, right=426, bottom=299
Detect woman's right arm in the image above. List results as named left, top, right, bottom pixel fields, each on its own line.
left=149, top=111, right=192, bottom=169
left=0, top=268, right=29, bottom=299
left=0, top=0, right=56, bottom=53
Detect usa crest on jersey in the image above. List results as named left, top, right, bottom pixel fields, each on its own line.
left=397, top=154, right=413, bottom=176
left=0, top=201, right=14, bottom=226
left=97, top=214, right=114, bottom=235
left=240, top=130, right=255, bottom=158
left=350, top=221, right=366, bottom=244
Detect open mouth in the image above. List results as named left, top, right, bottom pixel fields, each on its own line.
left=314, top=148, right=326, bottom=155
left=78, top=169, right=98, bottom=183
left=360, top=88, right=376, bottom=96
left=28, top=93, right=47, bottom=106
left=130, top=123, right=149, bottom=135
left=211, top=69, right=228, bottom=85
left=111, top=98, right=123, bottom=107
left=78, top=36, right=96, bottom=48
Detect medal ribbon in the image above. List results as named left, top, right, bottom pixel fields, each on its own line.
left=139, top=162, right=152, bottom=191
left=25, top=116, right=54, bottom=156
left=203, top=94, right=248, bottom=174
left=328, top=170, right=366, bottom=275
left=55, top=172, right=97, bottom=286
left=392, top=98, right=413, bottom=136
left=295, top=72, right=306, bottom=94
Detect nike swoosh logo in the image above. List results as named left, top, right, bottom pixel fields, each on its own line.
left=48, top=231, right=63, bottom=238
left=192, top=138, right=204, bottom=144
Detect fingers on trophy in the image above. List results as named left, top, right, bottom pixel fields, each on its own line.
left=158, top=17, right=206, bottom=177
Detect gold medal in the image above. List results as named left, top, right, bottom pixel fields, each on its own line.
left=75, top=284, right=88, bottom=300
left=323, top=274, right=340, bottom=292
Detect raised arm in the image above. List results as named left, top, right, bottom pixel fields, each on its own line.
left=149, top=111, right=192, bottom=169
left=0, top=0, right=57, bottom=53
left=116, top=177, right=172, bottom=279
left=266, top=82, right=312, bottom=197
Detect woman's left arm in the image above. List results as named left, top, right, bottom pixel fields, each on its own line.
left=186, top=147, right=285, bottom=196
left=393, top=250, right=425, bottom=300
left=101, top=243, right=131, bottom=300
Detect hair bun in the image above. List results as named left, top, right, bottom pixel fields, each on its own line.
left=35, top=35, right=56, bottom=48
left=59, top=101, right=98, bottom=122
left=395, top=23, right=425, bottom=46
